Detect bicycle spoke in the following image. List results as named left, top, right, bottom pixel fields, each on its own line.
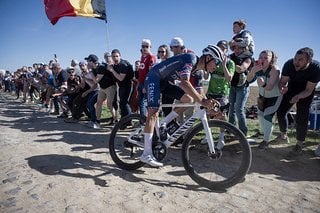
left=109, top=114, right=146, bottom=170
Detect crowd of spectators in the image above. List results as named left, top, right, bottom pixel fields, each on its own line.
left=1, top=19, right=319, bottom=157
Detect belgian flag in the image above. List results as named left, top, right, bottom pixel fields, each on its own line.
left=44, top=0, right=106, bottom=25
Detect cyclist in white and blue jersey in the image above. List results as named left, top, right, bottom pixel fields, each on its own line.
left=141, top=45, right=224, bottom=167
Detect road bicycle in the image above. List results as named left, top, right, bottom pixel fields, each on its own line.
left=108, top=103, right=252, bottom=191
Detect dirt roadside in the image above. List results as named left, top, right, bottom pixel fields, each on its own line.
left=0, top=92, right=319, bottom=213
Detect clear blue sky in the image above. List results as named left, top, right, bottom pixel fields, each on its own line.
left=0, top=0, right=319, bottom=72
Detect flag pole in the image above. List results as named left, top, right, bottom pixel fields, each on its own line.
left=105, top=22, right=110, bottom=52
left=104, top=0, right=110, bottom=52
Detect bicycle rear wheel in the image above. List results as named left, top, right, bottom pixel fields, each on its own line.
left=108, top=114, right=146, bottom=170
left=181, top=119, right=252, bottom=191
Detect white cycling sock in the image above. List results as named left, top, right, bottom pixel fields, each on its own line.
left=160, top=111, right=178, bottom=125
left=143, top=133, right=153, bottom=155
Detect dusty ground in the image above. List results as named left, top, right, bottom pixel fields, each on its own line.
left=0, top=92, right=319, bottom=213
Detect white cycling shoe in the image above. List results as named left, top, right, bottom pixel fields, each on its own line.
left=139, top=154, right=163, bottom=167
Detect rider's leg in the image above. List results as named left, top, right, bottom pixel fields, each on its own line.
left=160, top=94, right=193, bottom=125
left=141, top=107, right=163, bottom=167
left=143, top=108, right=159, bottom=156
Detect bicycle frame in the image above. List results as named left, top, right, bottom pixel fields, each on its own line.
left=127, top=103, right=218, bottom=155
left=161, top=103, right=216, bottom=154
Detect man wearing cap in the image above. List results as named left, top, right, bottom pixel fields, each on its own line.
left=50, top=62, right=69, bottom=115
left=108, top=49, right=134, bottom=118
left=170, top=37, right=186, bottom=56
left=94, top=52, right=118, bottom=126
left=137, top=39, right=156, bottom=116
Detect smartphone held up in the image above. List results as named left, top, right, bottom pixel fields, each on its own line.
left=255, top=59, right=262, bottom=65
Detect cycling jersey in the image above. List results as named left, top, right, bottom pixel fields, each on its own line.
left=207, top=59, right=235, bottom=96
left=145, top=53, right=197, bottom=108
left=190, top=70, right=203, bottom=91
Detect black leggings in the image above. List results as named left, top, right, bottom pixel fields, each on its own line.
left=277, top=93, right=313, bottom=141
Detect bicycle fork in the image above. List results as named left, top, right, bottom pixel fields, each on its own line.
left=201, top=112, right=223, bottom=159
left=201, top=115, right=216, bottom=154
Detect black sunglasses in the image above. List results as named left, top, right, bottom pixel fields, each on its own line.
left=158, top=50, right=165, bottom=53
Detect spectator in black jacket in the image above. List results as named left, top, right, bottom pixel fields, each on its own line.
left=108, top=49, right=134, bottom=118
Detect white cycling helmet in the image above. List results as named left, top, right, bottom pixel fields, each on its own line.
left=202, top=45, right=224, bottom=62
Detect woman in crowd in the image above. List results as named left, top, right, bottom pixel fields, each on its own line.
left=247, top=50, right=282, bottom=149
left=157, top=44, right=172, bottom=116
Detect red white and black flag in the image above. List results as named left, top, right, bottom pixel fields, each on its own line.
left=44, top=0, right=106, bottom=25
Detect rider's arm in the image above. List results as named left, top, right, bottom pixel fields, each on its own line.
left=179, top=76, right=204, bottom=103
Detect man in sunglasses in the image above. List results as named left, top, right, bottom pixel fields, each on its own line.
left=137, top=39, right=156, bottom=116
left=140, top=45, right=224, bottom=167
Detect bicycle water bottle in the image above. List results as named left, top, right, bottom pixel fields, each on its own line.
left=159, top=123, right=168, bottom=141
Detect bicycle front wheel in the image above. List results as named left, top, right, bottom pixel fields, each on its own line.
left=108, top=114, right=146, bottom=170
left=181, top=119, right=252, bottom=191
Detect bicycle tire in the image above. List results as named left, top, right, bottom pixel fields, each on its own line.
left=181, top=119, right=252, bottom=191
left=109, top=114, right=146, bottom=170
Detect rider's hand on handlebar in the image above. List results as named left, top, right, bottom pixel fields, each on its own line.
left=201, top=98, right=220, bottom=110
